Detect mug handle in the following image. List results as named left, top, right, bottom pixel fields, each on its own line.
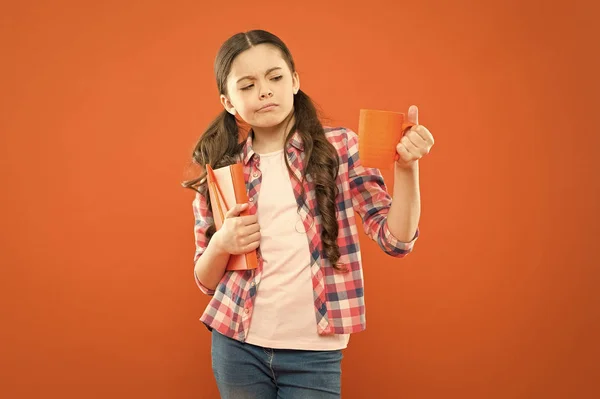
left=393, top=122, right=416, bottom=162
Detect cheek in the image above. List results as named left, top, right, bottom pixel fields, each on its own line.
left=230, top=96, right=249, bottom=114
left=281, top=94, right=295, bottom=112
left=235, top=104, right=257, bottom=123
left=235, top=103, right=252, bottom=118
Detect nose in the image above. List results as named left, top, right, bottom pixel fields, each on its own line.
left=260, top=88, right=273, bottom=99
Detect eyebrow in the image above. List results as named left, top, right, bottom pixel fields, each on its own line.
left=236, top=67, right=283, bottom=84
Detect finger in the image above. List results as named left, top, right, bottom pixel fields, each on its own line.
left=396, top=142, right=415, bottom=162
left=405, top=129, right=428, bottom=149
left=413, top=125, right=433, bottom=145
left=239, top=223, right=260, bottom=237
left=400, top=136, right=421, bottom=158
left=225, top=203, right=248, bottom=219
left=237, top=237, right=260, bottom=254
left=239, top=214, right=259, bottom=226
left=236, top=231, right=259, bottom=248
left=245, top=231, right=261, bottom=245
left=245, top=223, right=261, bottom=235
left=246, top=240, right=261, bottom=252
left=408, top=105, right=419, bottom=125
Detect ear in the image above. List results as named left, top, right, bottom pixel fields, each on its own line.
left=292, top=71, right=300, bottom=95
left=220, top=94, right=236, bottom=115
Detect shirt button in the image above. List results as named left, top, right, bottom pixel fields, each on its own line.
left=249, top=198, right=254, bottom=202
left=244, top=308, right=250, bottom=314
left=253, top=172, right=259, bottom=178
left=251, top=281, right=256, bottom=287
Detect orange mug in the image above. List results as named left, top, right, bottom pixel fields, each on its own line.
left=358, top=109, right=415, bottom=170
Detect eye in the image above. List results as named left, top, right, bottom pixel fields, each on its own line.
left=240, top=84, right=254, bottom=91
left=271, top=76, right=283, bottom=81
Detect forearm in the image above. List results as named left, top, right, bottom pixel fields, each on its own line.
left=387, top=161, right=421, bottom=242
left=194, top=231, right=230, bottom=291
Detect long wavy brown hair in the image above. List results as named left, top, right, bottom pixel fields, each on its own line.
left=182, top=30, right=342, bottom=270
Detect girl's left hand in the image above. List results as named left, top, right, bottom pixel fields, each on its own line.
left=395, top=105, right=435, bottom=168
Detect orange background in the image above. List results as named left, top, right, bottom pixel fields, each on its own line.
left=1, top=0, right=599, bottom=398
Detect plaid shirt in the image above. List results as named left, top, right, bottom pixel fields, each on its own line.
left=192, top=127, right=419, bottom=341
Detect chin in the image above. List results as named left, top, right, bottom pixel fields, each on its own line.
left=253, top=114, right=289, bottom=128
left=255, top=122, right=277, bottom=128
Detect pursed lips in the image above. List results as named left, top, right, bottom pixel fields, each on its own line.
left=257, top=103, right=278, bottom=112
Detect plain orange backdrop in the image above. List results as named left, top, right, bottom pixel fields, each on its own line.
left=1, top=0, right=599, bottom=398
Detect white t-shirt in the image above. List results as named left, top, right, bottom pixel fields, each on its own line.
left=244, top=149, right=350, bottom=350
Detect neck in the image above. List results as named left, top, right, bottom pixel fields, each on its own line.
left=252, top=111, right=295, bottom=154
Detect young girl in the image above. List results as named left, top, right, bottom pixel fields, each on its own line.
left=183, top=29, right=434, bottom=399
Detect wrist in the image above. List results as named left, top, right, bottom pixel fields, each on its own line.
left=211, top=230, right=227, bottom=255
left=394, top=159, right=419, bottom=173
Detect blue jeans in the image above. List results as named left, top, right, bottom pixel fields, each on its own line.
left=211, top=330, right=343, bottom=398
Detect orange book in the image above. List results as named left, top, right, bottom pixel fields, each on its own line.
left=206, top=163, right=258, bottom=271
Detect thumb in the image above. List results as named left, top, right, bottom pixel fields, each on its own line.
left=407, top=105, right=419, bottom=125
left=224, top=203, right=248, bottom=219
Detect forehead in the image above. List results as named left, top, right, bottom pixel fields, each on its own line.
left=228, top=44, right=288, bottom=80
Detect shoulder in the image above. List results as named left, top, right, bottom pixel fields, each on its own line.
left=322, top=126, right=360, bottom=166
left=322, top=126, right=358, bottom=149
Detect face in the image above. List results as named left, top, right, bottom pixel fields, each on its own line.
left=220, top=44, right=300, bottom=129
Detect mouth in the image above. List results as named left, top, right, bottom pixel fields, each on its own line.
left=257, top=103, right=278, bottom=112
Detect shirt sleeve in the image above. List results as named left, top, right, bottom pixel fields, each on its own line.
left=192, top=191, right=216, bottom=295
left=346, top=128, right=419, bottom=257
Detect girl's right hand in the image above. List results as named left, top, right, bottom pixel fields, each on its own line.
left=215, top=203, right=261, bottom=255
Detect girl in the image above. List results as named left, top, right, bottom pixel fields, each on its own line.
left=183, top=29, right=434, bottom=399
